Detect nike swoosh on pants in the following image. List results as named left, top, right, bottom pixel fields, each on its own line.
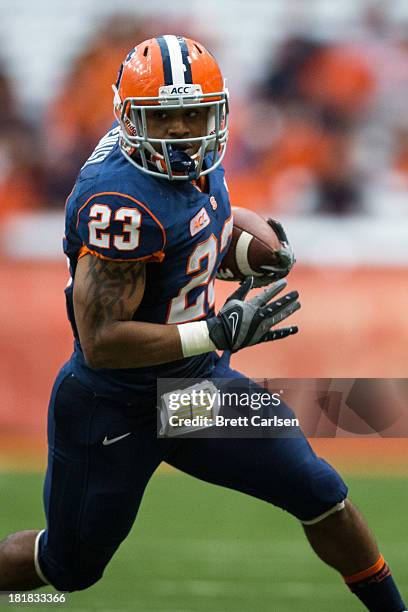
left=102, top=433, right=132, bottom=446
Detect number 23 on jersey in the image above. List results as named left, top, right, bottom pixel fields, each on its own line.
left=88, top=203, right=233, bottom=324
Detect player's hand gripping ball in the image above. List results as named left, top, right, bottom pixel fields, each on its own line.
left=217, top=207, right=295, bottom=287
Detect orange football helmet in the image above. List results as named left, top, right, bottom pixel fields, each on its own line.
left=112, top=35, right=229, bottom=180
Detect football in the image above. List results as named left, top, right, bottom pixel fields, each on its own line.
left=218, top=206, right=282, bottom=281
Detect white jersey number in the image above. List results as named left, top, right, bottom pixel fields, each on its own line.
left=88, top=204, right=141, bottom=251
left=167, top=215, right=233, bottom=324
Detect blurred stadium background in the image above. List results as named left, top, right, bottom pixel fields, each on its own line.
left=0, top=1, right=407, bottom=610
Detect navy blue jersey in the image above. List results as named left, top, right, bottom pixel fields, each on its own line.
left=64, top=125, right=233, bottom=394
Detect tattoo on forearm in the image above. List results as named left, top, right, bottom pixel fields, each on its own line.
left=82, top=257, right=145, bottom=331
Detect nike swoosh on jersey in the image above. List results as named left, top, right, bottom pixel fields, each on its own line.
left=102, top=432, right=132, bottom=446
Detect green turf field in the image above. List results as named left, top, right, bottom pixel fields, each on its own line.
left=0, top=471, right=407, bottom=611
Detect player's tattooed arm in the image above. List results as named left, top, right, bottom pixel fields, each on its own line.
left=74, top=254, right=183, bottom=368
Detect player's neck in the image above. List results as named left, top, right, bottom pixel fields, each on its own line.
left=191, top=176, right=208, bottom=193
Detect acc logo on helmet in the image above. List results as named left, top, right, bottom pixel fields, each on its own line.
left=159, top=85, right=203, bottom=97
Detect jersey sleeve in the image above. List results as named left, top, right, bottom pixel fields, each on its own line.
left=76, top=192, right=166, bottom=262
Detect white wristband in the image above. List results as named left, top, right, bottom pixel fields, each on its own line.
left=177, top=321, right=217, bottom=358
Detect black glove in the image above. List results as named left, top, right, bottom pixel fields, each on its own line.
left=252, top=219, right=296, bottom=288
left=207, top=276, right=300, bottom=352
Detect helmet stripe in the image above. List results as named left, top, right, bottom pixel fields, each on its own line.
left=163, top=35, right=186, bottom=85
left=177, top=36, right=193, bottom=84
left=157, top=36, right=173, bottom=85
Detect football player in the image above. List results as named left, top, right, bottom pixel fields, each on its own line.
left=0, top=36, right=405, bottom=611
